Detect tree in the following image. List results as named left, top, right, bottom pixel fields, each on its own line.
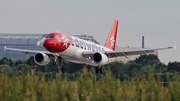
left=14, top=60, right=27, bottom=66
left=15, top=64, right=32, bottom=75
left=107, top=62, right=127, bottom=76
left=167, top=62, right=180, bottom=72
left=65, top=62, right=84, bottom=73
left=0, top=57, right=13, bottom=66
left=135, top=54, right=160, bottom=66
left=0, top=65, right=13, bottom=76
left=140, top=65, right=155, bottom=74
left=27, top=56, right=35, bottom=66
left=155, top=62, right=167, bottom=73
left=126, top=62, right=142, bottom=77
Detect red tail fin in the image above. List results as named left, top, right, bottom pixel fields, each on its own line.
left=104, top=20, right=118, bottom=51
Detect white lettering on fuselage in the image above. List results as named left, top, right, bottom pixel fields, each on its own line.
left=70, top=37, right=105, bottom=52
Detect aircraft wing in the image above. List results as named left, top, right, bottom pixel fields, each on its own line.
left=4, top=46, right=52, bottom=55
left=83, top=46, right=175, bottom=58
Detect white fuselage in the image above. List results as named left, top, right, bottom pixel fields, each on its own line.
left=56, top=36, right=119, bottom=66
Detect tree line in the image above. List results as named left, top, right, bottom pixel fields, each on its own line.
left=0, top=54, right=179, bottom=80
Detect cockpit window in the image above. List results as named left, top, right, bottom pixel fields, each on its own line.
left=46, top=35, right=60, bottom=39
left=54, top=36, right=60, bottom=39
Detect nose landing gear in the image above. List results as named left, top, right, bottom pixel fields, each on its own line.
left=53, top=53, right=65, bottom=74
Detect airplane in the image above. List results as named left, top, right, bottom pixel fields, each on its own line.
left=4, top=20, right=175, bottom=73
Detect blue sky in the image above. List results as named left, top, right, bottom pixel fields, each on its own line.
left=0, top=0, right=179, bottom=64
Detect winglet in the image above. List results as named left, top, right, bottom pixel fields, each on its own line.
left=168, top=45, right=176, bottom=50
left=4, top=46, right=6, bottom=51
left=174, top=45, right=176, bottom=50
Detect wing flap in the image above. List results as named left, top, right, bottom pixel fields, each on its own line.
left=106, top=50, right=154, bottom=58
left=82, top=46, right=174, bottom=58
left=106, top=46, right=174, bottom=58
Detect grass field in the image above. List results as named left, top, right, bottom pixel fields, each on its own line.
left=0, top=69, right=180, bottom=101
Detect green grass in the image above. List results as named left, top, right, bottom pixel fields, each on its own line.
left=0, top=69, right=180, bottom=101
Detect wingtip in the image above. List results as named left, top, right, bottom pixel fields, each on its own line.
left=174, top=45, right=176, bottom=50
left=4, top=46, right=6, bottom=51
left=168, top=45, right=176, bottom=50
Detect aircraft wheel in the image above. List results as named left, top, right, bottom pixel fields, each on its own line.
left=61, top=67, right=65, bottom=74
left=100, top=67, right=103, bottom=74
left=95, top=67, right=99, bottom=74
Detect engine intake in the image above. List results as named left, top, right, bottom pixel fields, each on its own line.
left=92, top=52, right=108, bottom=65
left=34, top=52, right=50, bottom=65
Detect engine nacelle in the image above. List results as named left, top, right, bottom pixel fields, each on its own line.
left=34, top=52, right=50, bottom=65
left=92, top=52, right=108, bottom=65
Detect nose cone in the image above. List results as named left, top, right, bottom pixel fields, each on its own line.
left=43, top=38, right=70, bottom=53
left=43, top=39, right=58, bottom=52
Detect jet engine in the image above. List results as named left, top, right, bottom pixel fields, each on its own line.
left=92, top=52, right=108, bottom=65
left=34, top=52, right=50, bottom=65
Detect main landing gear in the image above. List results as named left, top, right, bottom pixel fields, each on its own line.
left=53, top=54, right=65, bottom=74
left=95, top=67, right=103, bottom=74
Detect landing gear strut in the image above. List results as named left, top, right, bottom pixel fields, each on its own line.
left=95, top=67, right=103, bottom=74
left=53, top=54, right=65, bottom=74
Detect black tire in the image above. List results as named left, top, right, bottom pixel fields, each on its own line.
left=95, top=67, right=99, bottom=74
left=100, top=67, right=103, bottom=74
left=61, top=67, right=65, bottom=74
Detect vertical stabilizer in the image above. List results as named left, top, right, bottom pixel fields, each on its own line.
left=104, top=20, right=118, bottom=50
